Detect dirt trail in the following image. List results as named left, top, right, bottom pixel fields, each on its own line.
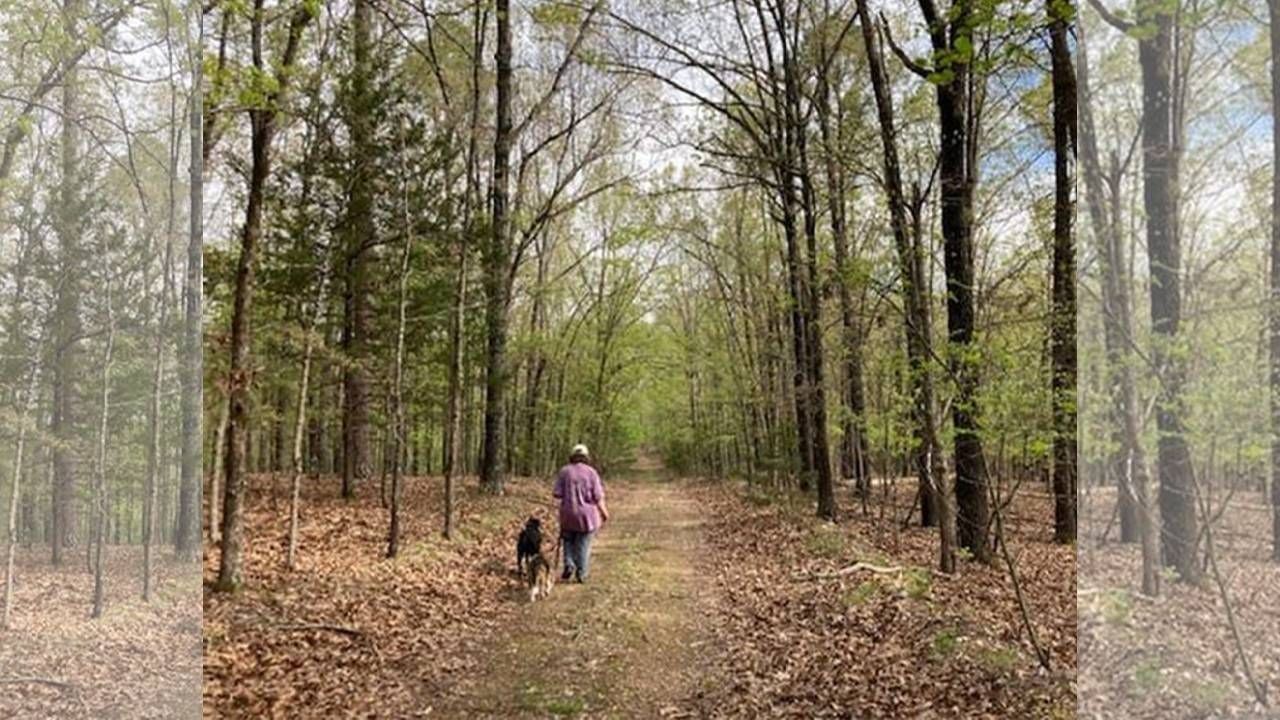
left=433, top=462, right=716, bottom=718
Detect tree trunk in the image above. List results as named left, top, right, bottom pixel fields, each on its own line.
left=859, top=3, right=944, bottom=546
left=145, top=81, right=181, bottom=598
left=209, top=394, right=228, bottom=543
left=3, top=361, right=41, bottom=629
left=342, top=0, right=374, bottom=500
left=1078, top=19, right=1146, bottom=549
left=1270, top=0, right=1280, bottom=564
left=143, top=225, right=173, bottom=602
left=51, top=0, right=85, bottom=566
left=921, top=0, right=991, bottom=563
left=287, top=259, right=330, bottom=570
left=481, top=0, right=514, bottom=495
left=177, top=36, right=203, bottom=561
left=1137, top=4, right=1199, bottom=583
left=1048, top=0, right=1077, bottom=544
left=215, top=0, right=311, bottom=592
left=92, top=286, right=114, bottom=618
left=388, top=134, right=413, bottom=558
left=813, top=21, right=870, bottom=498
left=443, top=0, right=485, bottom=537
left=273, top=387, right=288, bottom=473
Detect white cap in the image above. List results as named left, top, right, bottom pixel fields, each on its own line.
left=571, top=443, right=590, bottom=459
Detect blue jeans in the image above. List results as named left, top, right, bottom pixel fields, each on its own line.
left=561, top=530, right=594, bottom=581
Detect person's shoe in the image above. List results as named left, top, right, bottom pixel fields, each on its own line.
left=561, top=568, right=574, bottom=581
left=575, top=574, right=586, bottom=584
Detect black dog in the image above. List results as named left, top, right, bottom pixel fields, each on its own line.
left=516, top=517, right=543, bottom=575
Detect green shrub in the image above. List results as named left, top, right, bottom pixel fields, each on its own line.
left=932, top=628, right=960, bottom=656
left=1132, top=657, right=1163, bottom=693
left=978, top=645, right=1020, bottom=673
left=902, top=567, right=932, bottom=600
left=1100, top=589, right=1133, bottom=626
left=805, top=526, right=847, bottom=558
left=842, top=580, right=881, bottom=607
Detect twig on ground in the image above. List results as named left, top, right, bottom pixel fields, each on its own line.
left=0, top=677, right=77, bottom=690
left=792, top=562, right=904, bottom=581
left=0, top=676, right=89, bottom=711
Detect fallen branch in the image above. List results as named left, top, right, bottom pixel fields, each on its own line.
left=274, top=623, right=364, bottom=638
left=0, top=677, right=77, bottom=690
left=793, top=562, right=904, bottom=581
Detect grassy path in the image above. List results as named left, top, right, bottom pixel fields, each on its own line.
left=433, top=463, right=716, bottom=718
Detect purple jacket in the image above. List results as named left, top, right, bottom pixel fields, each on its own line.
left=553, top=461, right=605, bottom=533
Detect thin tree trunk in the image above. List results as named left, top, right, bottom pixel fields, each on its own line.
left=443, top=0, right=484, bottom=537
left=3, top=359, right=41, bottom=629
left=1078, top=18, right=1146, bottom=548
left=1270, top=0, right=1280, bottom=564
left=860, top=1, right=950, bottom=569
left=287, top=259, right=331, bottom=570
left=783, top=16, right=837, bottom=519
left=177, top=15, right=204, bottom=561
left=209, top=395, right=228, bottom=543
left=215, top=1, right=311, bottom=592
left=388, top=128, right=413, bottom=558
left=814, top=13, right=869, bottom=496
left=144, top=77, right=180, bottom=602
left=92, top=285, right=114, bottom=618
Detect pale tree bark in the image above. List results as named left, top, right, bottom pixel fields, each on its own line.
left=444, top=238, right=466, bottom=538
left=177, top=8, right=204, bottom=562
left=387, top=129, right=413, bottom=558
left=287, top=260, right=331, bottom=570
left=3, top=358, right=41, bottom=629
left=209, top=395, right=228, bottom=544
left=1271, top=0, right=1280, bottom=564
left=91, top=284, right=115, bottom=618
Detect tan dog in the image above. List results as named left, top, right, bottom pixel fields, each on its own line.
left=526, top=553, right=555, bottom=602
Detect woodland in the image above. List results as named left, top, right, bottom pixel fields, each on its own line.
left=197, top=0, right=1084, bottom=716
left=0, top=0, right=204, bottom=717
left=1077, top=0, right=1280, bottom=715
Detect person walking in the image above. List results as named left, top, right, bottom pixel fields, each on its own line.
left=553, top=444, right=608, bottom=582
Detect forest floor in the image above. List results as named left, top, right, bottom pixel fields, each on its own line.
left=1077, top=487, right=1278, bottom=718
left=0, top=549, right=202, bottom=719
left=203, top=463, right=1075, bottom=718
left=430, top=457, right=717, bottom=718
left=687, top=478, right=1075, bottom=719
